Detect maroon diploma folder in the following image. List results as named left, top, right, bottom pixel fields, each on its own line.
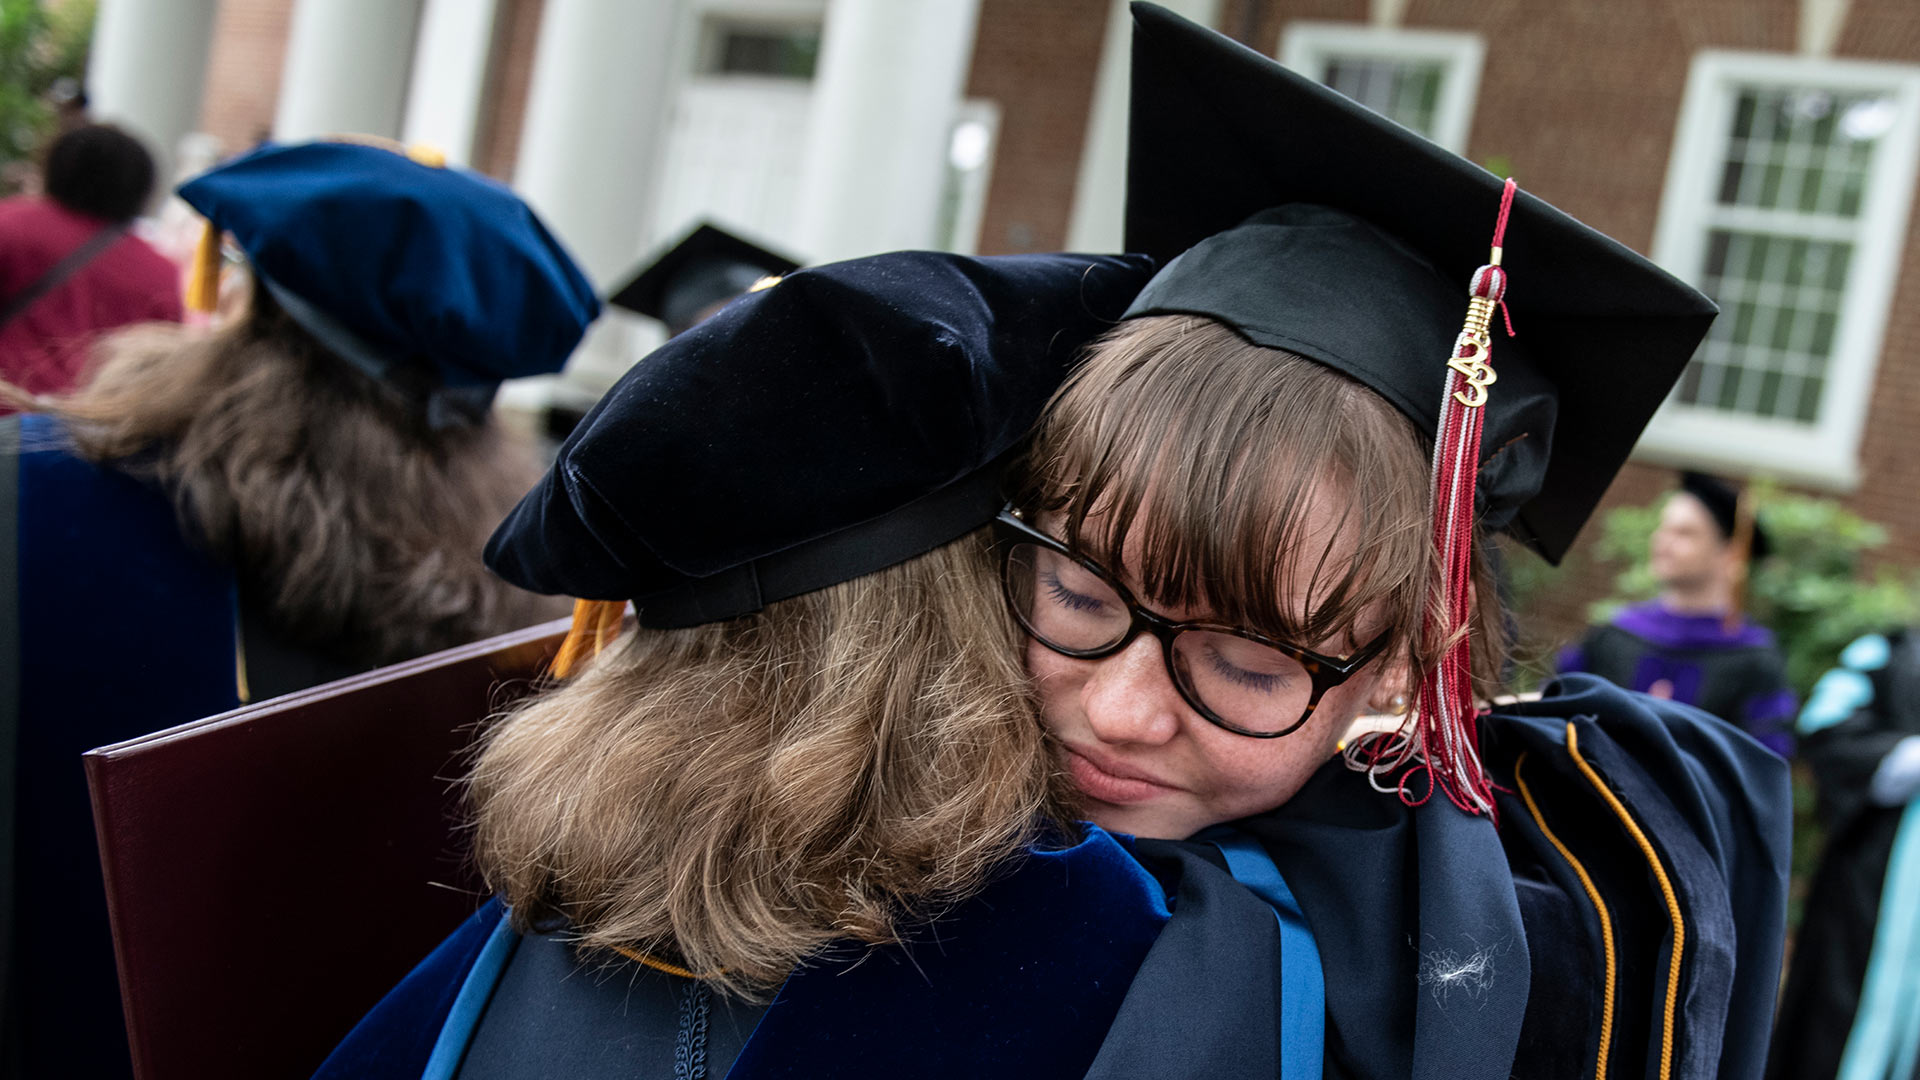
left=84, top=617, right=568, bottom=1080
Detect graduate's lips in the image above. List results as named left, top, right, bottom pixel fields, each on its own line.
left=1063, top=746, right=1179, bottom=804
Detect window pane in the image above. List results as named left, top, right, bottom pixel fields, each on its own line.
left=1716, top=86, right=1892, bottom=219
left=1321, top=57, right=1450, bottom=138
left=1677, top=228, right=1852, bottom=421
left=710, top=25, right=821, bottom=78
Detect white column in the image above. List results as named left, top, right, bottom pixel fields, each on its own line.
left=513, top=0, right=681, bottom=287
left=274, top=0, right=426, bottom=142
left=401, top=0, right=503, bottom=166
left=792, top=0, right=982, bottom=262
left=1066, top=0, right=1221, bottom=252
left=512, top=0, right=685, bottom=392
left=85, top=0, right=220, bottom=186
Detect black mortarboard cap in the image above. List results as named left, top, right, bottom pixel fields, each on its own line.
left=1122, top=2, right=1718, bottom=563
left=486, top=250, right=1156, bottom=627
left=608, top=222, right=802, bottom=336
left=1679, top=471, right=1769, bottom=559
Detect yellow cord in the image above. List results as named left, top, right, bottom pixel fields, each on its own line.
left=608, top=944, right=721, bottom=980
left=549, top=598, right=628, bottom=679
left=1515, top=750, right=1616, bottom=1079
left=1566, top=723, right=1685, bottom=1080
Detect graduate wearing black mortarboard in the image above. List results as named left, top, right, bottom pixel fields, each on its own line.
left=1559, top=472, right=1797, bottom=757
left=608, top=222, right=800, bottom=339
left=313, top=7, right=1787, bottom=1079
left=1072, top=7, right=1783, bottom=1079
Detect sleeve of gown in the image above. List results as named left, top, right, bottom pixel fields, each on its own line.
left=1740, top=651, right=1798, bottom=759
left=1798, top=634, right=1905, bottom=828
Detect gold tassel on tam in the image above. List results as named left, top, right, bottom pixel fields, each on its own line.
left=550, top=599, right=629, bottom=679
left=185, top=221, right=222, bottom=314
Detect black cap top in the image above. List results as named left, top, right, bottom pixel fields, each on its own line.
left=486, top=249, right=1156, bottom=627
left=1122, top=2, right=1718, bottom=563
left=607, top=222, right=802, bottom=336
left=1678, top=471, right=1770, bottom=559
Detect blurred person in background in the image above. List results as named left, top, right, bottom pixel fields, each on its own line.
left=0, top=140, right=595, bottom=1078
left=1769, top=629, right=1920, bottom=1080
left=1559, top=471, right=1796, bottom=756
left=0, top=123, right=182, bottom=407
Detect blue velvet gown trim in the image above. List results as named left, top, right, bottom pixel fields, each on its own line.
left=311, top=900, right=506, bottom=1079
left=421, top=910, right=521, bottom=1080
left=725, top=823, right=1169, bottom=1079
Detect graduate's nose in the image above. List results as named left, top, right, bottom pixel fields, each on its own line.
left=1081, top=635, right=1185, bottom=746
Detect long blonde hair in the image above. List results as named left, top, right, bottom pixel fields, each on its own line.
left=468, top=528, right=1065, bottom=998
left=25, top=292, right=559, bottom=666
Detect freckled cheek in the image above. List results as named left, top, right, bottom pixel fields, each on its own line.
left=1196, top=697, right=1355, bottom=817
left=1023, top=640, right=1086, bottom=730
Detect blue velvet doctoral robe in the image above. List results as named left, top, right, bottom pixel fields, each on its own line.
left=0, top=414, right=242, bottom=1078
left=316, top=675, right=1790, bottom=1080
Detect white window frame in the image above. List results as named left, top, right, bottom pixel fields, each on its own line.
left=938, top=100, right=1001, bottom=256
left=1640, top=51, right=1920, bottom=490
left=1278, top=22, right=1485, bottom=153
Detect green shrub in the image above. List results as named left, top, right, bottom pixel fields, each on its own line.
left=0, top=0, right=95, bottom=194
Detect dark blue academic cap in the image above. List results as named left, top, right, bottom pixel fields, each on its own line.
left=176, top=140, right=600, bottom=425
left=485, top=250, right=1156, bottom=627
left=1123, top=3, right=1718, bottom=563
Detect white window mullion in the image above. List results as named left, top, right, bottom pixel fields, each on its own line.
left=1641, top=51, right=1920, bottom=489
left=1279, top=23, right=1484, bottom=154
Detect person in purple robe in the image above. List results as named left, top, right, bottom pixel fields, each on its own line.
left=1559, top=471, right=1797, bottom=756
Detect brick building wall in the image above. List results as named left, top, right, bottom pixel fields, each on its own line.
left=964, top=0, right=1112, bottom=254
left=471, top=0, right=544, bottom=182
left=196, top=0, right=293, bottom=157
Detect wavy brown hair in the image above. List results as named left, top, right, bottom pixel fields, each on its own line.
left=1014, top=314, right=1509, bottom=708
left=468, top=528, right=1065, bottom=998
left=21, top=289, right=559, bottom=666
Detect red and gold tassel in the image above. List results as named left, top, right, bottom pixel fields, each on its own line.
left=1405, top=178, right=1518, bottom=817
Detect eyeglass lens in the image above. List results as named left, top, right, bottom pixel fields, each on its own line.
left=1004, top=543, right=1316, bottom=734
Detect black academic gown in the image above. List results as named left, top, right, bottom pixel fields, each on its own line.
left=1769, top=630, right=1920, bottom=1080
left=315, top=675, right=1789, bottom=1080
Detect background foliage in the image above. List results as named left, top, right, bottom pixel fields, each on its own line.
left=0, top=0, right=95, bottom=194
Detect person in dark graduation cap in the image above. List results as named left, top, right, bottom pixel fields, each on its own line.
left=0, top=139, right=595, bottom=1078
left=1559, top=471, right=1797, bottom=756
left=316, top=8, right=1789, bottom=1079
left=608, top=221, right=800, bottom=338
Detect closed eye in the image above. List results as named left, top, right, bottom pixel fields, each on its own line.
left=1042, top=569, right=1113, bottom=614
left=1203, top=643, right=1294, bottom=694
